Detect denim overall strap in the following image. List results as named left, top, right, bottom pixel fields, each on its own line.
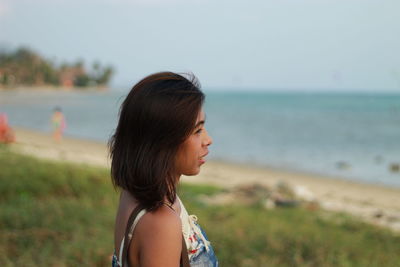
left=180, top=233, right=190, bottom=267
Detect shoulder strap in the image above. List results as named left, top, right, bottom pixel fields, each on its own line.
left=180, top=234, right=190, bottom=267
left=121, top=204, right=144, bottom=267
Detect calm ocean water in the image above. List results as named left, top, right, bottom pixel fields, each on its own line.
left=1, top=89, right=400, bottom=187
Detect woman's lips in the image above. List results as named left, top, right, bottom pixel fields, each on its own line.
left=199, top=152, right=208, bottom=164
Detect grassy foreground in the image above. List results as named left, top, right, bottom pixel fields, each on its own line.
left=0, top=146, right=399, bottom=266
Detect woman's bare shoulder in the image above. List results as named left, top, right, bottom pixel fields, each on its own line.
left=134, top=206, right=182, bottom=266
left=138, top=205, right=181, bottom=236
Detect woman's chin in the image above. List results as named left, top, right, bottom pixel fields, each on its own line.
left=183, top=168, right=201, bottom=176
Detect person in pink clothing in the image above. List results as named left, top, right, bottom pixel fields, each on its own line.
left=51, top=107, right=66, bottom=142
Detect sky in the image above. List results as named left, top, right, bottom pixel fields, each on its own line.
left=0, top=0, right=399, bottom=92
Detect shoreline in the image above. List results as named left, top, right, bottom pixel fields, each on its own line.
left=7, top=126, right=400, bottom=232
left=208, top=157, right=400, bottom=190
left=0, top=85, right=110, bottom=92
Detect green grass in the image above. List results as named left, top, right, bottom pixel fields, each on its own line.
left=1, top=146, right=399, bottom=266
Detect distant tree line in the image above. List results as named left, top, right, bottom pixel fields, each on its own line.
left=0, top=47, right=114, bottom=88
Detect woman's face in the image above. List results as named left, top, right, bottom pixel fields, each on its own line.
left=175, top=109, right=212, bottom=176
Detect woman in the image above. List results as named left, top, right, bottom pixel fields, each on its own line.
left=109, top=72, right=218, bottom=267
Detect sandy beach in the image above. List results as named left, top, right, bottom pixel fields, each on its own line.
left=8, top=127, right=400, bottom=232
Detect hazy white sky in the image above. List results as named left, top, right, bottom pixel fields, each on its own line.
left=1, top=0, right=399, bottom=91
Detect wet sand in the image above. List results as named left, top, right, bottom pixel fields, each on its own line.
left=9, top=127, right=400, bottom=232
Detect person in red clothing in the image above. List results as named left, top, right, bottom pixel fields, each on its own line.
left=0, top=113, right=15, bottom=144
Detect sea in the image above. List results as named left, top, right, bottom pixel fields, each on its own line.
left=1, top=88, right=400, bottom=187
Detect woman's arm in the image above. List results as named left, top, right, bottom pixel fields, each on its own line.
left=132, top=206, right=182, bottom=267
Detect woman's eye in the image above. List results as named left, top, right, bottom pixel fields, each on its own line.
left=195, top=128, right=203, bottom=134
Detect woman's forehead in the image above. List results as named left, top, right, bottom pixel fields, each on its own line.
left=196, top=109, right=205, bottom=122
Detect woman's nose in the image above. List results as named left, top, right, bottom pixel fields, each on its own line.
left=203, top=129, right=213, bottom=146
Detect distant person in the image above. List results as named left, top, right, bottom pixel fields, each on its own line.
left=109, top=72, right=218, bottom=267
left=0, top=113, right=15, bottom=144
left=51, top=107, right=66, bottom=142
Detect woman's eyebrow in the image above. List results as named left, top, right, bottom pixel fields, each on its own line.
left=194, top=120, right=205, bottom=128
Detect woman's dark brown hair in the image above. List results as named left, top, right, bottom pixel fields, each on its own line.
left=108, top=72, right=204, bottom=211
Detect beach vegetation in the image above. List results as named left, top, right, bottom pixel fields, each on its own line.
left=0, top=47, right=114, bottom=89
